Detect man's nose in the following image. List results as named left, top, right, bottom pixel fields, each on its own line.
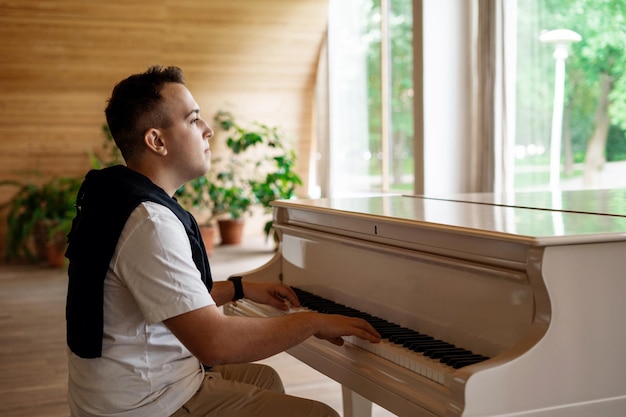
left=204, top=122, right=214, bottom=140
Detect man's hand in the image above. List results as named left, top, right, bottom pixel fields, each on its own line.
left=313, top=314, right=381, bottom=346
left=242, top=282, right=381, bottom=346
left=243, top=282, right=301, bottom=311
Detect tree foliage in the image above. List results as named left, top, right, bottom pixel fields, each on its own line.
left=360, top=0, right=626, bottom=189
left=519, top=0, right=626, bottom=170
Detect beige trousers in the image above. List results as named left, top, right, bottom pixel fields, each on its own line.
left=170, top=363, right=339, bottom=417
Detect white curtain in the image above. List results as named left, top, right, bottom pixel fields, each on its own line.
left=312, top=30, right=330, bottom=199
left=470, top=0, right=516, bottom=194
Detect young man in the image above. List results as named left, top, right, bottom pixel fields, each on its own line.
left=65, top=66, right=380, bottom=417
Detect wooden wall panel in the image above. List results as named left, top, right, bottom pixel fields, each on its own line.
left=0, top=0, right=328, bottom=261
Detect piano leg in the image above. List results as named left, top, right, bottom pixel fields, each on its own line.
left=342, top=386, right=372, bottom=417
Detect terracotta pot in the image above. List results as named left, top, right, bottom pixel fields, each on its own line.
left=217, top=219, right=245, bottom=245
left=46, top=232, right=67, bottom=268
left=33, top=221, right=52, bottom=262
left=199, top=224, right=217, bottom=256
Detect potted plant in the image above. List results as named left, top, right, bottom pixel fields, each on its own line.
left=178, top=155, right=257, bottom=247
left=208, top=151, right=258, bottom=244
left=250, top=150, right=302, bottom=240
left=0, top=176, right=81, bottom=267
left=175, top=175, right=218, bottom=253
left=213, top=111, right=302, bottom=243
left=176, top=111, right=302, bottom=247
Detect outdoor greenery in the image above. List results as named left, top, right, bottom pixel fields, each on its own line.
left=360, top=0, right=626, bottom=190
left=517, top=0, right=626, bottom=186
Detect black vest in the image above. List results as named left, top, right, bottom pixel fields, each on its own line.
left=65, top=165, right=212, bottom=358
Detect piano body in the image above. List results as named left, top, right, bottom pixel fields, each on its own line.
left=224, top=190, right=626, bottom=416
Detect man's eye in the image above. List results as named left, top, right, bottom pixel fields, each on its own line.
left=191, top=118, right=199, bottom=124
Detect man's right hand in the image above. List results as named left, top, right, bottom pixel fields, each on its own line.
left=313, top=314, right=381, bottom=346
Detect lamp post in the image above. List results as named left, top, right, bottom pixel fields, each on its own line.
left=539, top=29, right=581, bottom=189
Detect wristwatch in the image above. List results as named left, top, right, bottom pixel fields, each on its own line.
left=228, top=276, right=244, bottom=301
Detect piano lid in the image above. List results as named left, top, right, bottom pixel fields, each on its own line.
left=273, top=192, right=626, bottom=247
left=420, top=188, right=626, bottom=217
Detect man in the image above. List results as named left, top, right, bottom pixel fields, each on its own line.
left=65, top=65, right=380, bottom=417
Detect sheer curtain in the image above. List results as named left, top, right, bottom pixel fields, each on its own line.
left=469, top=0, right=516, bottom=194
left=312, top=30, right=330, bottom=199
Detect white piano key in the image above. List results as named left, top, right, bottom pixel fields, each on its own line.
left=229, top=300, right=454, bottom=387
left=343, top=335, right=451, bottom=386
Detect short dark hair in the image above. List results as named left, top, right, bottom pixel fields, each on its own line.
left=104, top=65, right=185, bottom=162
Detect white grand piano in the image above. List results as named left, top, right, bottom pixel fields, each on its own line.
left=224, top=190, right=626, bottom=416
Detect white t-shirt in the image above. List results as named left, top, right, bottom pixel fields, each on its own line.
left=68, top=202, right=215, bottom=417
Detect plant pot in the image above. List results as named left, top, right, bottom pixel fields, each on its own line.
left=46, top=231, right=67, bottom=268
left=33, top=221, right=51, bottom=262
left=217, top=219, right=245, bottom=245
left=199, top=224, right=217, bottom=256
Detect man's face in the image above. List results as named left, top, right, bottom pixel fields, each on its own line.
left=158, top=82, right=213, bottom=182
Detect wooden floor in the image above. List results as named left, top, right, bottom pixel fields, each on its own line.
left=0, top=265, right=69, bottom=417
left=0, top=235, right=394, bottom=416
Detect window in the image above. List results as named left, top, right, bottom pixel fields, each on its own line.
left=323, top=1, right=626, bottom=197
left=515, top=0, right=626, bottom=191
left=324, top=0, right=414, bottom=197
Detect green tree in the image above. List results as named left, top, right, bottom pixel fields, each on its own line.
left=545, top=0, right=626, bottom=185
left=516, top=0, right=626, bottom=188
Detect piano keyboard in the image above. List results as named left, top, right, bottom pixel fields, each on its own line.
left=291, top=287, right=489, bottom=386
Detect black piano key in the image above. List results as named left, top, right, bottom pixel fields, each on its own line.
left=388, top=330, right=423, bottom=343
left=392, top=334, right=434, bottom=345
left=362, top=317, right=388, bottom=325
left=442, top=354, right=486, bottom=366
left=426, top=348, right=471, bottom=359
left=407, top=341, right=452, bottom=352
left=291, top=287, right=489, bottom=370
left=378, top=326, right=411, bottom=339
left=451, top=356, right=490, bottom=369
left=370, top=323, right=398, bottom=339
left=401, top=338, right=436, bottom=350
left=437, top=351, right=475, bottom=363
left=370, top=321, right=402, bottom=329
left=423, top=346, right=462, bottom=358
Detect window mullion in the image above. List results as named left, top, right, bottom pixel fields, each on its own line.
left=380, top=0, right=391, bottom=192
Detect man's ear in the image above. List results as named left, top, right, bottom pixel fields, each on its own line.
left=144, top=128, right=168, bottom=155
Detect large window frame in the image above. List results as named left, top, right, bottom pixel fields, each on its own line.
left=323, top=0, right=626, bottom=198
left=321, top=0, right=414, bottom=198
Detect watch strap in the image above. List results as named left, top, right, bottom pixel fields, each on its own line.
left=228, top=276, right=244, bottom=301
